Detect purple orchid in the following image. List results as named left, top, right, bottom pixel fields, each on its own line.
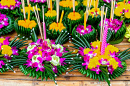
left=99, top=18, right=123, bottom=33
left=0, top=13, right=9, bottom=29
left=76, top=25, right=93, bottom=35
left=11, top=46, right=19, bottom=55
left=0, top=60, right=5, bottom=68
left=52, top=66, right=58, bottom=73
left=0, top=0, right=21, bottom=10
left=82, top=56, right=90, bottom=70
left=108, top=65, right=114, bottom=74
left=60, top=58, right=66, bottom=66
left=90, top=65, right=101, bottom=74
left=103, top=0, right=118, bottom=3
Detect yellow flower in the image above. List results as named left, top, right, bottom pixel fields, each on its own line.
left=49, top=22, right=66, bottom=32
left=18, top=20, right=37, bottom=29
left=1, top=45, right=13, bottom=56
left=67, top=12, right=81, bottom=20
left=45, top=10, right=57, bottom=17
left=21, top=6, right=40, bottom=13
left=105, top=45, right=119, bottom=55
left=0, top=0, right=16, bottom=7
left=89, top=8, right=102, bottom=18
left=88, top=57, right=101, bottom=69
left=59, top=0, right=78, bottom=9
left=83, top=48, right=91, bottom=54
left=91, top=40, right=101, bottom=50
left=0, top=38, right=5, bottom=44
left=114, top=2, right=130, bottom=18
left=109, top=57, right=119, bottom=69
left=82, top=0, right=94, bottom=7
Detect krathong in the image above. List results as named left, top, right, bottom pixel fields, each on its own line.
left=11, top=30, right=73, bottom=84
left=0, top=36, right=27, bottom=73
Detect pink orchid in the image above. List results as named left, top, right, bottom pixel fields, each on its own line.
left=60, top=58, right=66, bottom=65
left=0, top=60, right=5, bottom=68
left=108, top=65, right=114, bottom=74
left=99, top=58, right=110, bottom=66
left=90, top=65, right=101, bottom=74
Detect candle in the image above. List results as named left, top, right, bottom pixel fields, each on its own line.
left=84, top=12, right=86, bottom=30
left=95, top=0, right=99, bottom=11
left=27, top=4, right=31, bottom=20
left=59, top=10, right=64, bottom=23
left=50, top=0, right=52, bottom=11
left=43, top=22, right=46, bottom=40
left=101, top=27, right=108, bottom=55
left=73, top=0, right=75, bottom=12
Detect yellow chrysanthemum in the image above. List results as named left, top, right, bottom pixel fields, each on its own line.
left=18, top=20, right=37, bottom=29
left=91, top=40, right=100, bottom=50
left=1, top=45, right=13, bottom=56
left=114, top=2, right=130, bottom=18
left=0, top=0, right=16, bottom=7
left=105, top=45, right=119, bottom=55
left=89, top=8, right=102, bottom=18
left=0, top=38, right=5, bottom=44
left=49, top=22, right=66, bottom=32
left=45, top=10, right=57, bottom=17
left=82, top=0, right=94, bottom=7
left=21, top=6, right=40, bottom=13
left=67, top=12, right=81, bottom=20
left=109, top=57, right=119, bottom=69
left=88, top=57, right=101, bottom=69
left=83, top=48, right=91, bottom=54
left=59, top=0, right=78, bottom=9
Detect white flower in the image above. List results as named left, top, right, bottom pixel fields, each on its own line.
left=45, top=39, right=51, bottom=47
left=50, top=55, right=60, bottom=66
left=27, top=45, right=36, bottom=52
left=56, top=44, right=64, bottom=52
left=32, top=55, right=42, bottom=63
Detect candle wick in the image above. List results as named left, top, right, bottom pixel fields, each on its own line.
left=48, top=8, right=50, bottom=10
left=73, top=11, right=75, bottom=16
left=24, top=18, right=26, bottom=22
left=57, top=22, right=58, bottom=27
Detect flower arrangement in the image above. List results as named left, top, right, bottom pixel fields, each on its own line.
left=70, top=35, right=130, bottom=86
left=97, top=18, right=126, bottom=44
left=0, top=13, right=14, bottom=35
left=114, top=1, right=130, bottom=23
left=0, top=36, right=27, bottom=73
left=10, top=30, right=73, bottom=84
left=0, top=0, right=21, bottom=16
left=72, top=24, right=96, bottom=43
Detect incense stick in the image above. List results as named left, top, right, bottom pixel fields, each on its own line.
left=100, top=6, right=103, bottom=42
left=42, top=6, right=46, bottom=40
left=27, top=0, right=29, bottom=5
left=21, top=0, right=26, bottom=20
left=113, top=0, right=115, bottom=20
left=56, top=0, right=59, bottom=23
left=33, top=6, right=43, bottom=39
left=73, top=0, right=75, bottom=12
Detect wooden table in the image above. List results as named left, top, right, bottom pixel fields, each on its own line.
left=0, top=30, right=130, bottom=86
